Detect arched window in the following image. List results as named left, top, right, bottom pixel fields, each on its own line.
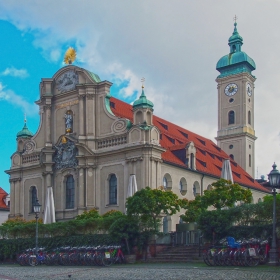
left=193, top=185, right=196, bottom=196
left=248, top=111, right=251, bottom=125
left=30, top=186, right=37, bottom=213
left=163, top=177, right=168, bottom=189
left=230, top=154, right=234, bottom=160
left=249, top=154, right=251, bottom=167
left=66, top=175, right=75, bottom=209
left=179, top=178, right=187, bottom=195
left=228, top=111, right=235, bottom=125
left=109, top=174, right=117, bottom=205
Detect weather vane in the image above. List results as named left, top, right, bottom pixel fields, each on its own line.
left=141, top=77, right=145, bottom=88
left=233, top=15, right=238, bottom=23
left=64, top=47, right=77, bottom=65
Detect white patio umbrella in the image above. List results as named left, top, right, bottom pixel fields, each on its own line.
left=127, top=174, right=138, bottom=198
left=43, top=186, right=56, bottom=224
left=125, top=174, right=138, bottom=211
left=221, top=159, right=234, bottom=183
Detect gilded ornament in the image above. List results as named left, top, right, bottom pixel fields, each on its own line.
left=64, top=47, right=76, bottom=64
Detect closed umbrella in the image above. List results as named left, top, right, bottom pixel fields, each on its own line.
left=221, top=159, right=234, bottom=183
left=43, top=186, right=56, bottom=224
left=127, top=174, right=138, bottom=198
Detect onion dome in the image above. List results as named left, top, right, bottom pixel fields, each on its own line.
left=216, top=22, right=256, bottom=78
left=16, top=118, right=33, bottom=139
left=133, top=86, right=154, bottom=110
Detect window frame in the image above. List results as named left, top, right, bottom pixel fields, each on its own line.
left=30, top=186, right=37, bottom=213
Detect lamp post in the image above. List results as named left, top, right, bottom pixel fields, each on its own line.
left=33, top=199, right=41, bottom=254
left=267, top=163, right=280, bottom=265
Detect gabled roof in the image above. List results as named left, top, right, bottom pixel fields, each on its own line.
left=0, top=187, right=8, bottom=209
left=109, top=97, right=269, bottom=193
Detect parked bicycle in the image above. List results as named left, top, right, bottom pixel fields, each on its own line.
left=203, top=237, right=267, bottom=267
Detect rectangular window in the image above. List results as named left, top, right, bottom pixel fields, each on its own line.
left=66, top=176, right=75, bottom=209
left=109, top=174, right=117, bottom=205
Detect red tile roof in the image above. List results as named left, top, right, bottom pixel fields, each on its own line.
left=110, top=97, right=269, bottom=193
left=0, top=187, right=8, bottom=209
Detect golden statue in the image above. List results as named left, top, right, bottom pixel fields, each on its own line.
left=64, top=47, right=76, bottom=64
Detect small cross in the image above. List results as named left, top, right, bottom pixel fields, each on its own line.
left=233, top=15, right=238, bottom=23
left=141, top=77, right=145, bottom=88
left=24, top=113, right=26, bottom=123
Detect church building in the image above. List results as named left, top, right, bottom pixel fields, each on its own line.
left=6, top=23, right=268, bottom=231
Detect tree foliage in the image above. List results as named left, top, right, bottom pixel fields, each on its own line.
left=202, top=179, right=253, bottom=210
left=126, top=187, right=181, bottom=233
left=181, top=179, right=253, bottom=223
left=75, top=209, right=100, bottom=220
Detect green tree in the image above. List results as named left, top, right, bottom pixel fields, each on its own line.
left=126, top=187, right=181, bottom=233
left=109, top=215, right=139, bottom=254
left=181, top=179, right=253, bottom=223
left=202, top=179, right=253, bottom=210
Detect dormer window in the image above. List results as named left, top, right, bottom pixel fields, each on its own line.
left=185, top=141, right=196, bottom=170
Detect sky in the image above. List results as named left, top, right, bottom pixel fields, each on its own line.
left=0, top=0, right=280, bottom=193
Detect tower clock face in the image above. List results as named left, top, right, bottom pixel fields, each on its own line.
left=247, top=83, right=252, bottom=97
left=224, top=83, right=238, bottom=96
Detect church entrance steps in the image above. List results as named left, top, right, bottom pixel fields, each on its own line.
left=147, top=245, right=204, bottom=263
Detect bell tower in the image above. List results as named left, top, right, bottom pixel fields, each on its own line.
left=216, top=20, right=257, bottom=178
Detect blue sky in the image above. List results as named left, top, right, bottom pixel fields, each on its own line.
left=0, top=19, right=135, bottom=192
left=1, top=1, right=280, bottom=193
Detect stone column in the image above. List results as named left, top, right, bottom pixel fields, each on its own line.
left=78, top=168, right=85, bottom=211
left=78, top=94, right=85, bottom=136
left=14, top=180, right=20, bottom=216
left=86, top=91, right=94, bottom=136
left=45, top=105, right=52, bottom=144
left=9, top=180, right=15, bottom=216
left=86, top=167, right=95, bottom=208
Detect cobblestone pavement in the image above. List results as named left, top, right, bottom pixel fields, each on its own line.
left=0, top=263, right=279, bottom=280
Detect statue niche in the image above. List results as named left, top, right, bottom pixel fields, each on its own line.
left=65, top=110, right=73, bottom=133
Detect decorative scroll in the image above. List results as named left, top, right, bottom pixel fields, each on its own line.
left=112, top=119, right=127, bottom=133
left=53, top=139, right=78, bottom=170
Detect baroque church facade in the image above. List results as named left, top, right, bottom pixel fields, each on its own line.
left=6, top=23, right=268, bottom=231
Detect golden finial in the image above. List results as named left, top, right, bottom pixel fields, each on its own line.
left=64, top=47, right=77, bottom=65
left=233, top=15, right=238, bottom=23
left=141, top=77, right=145, bottom=89
left=61, top=136, right=67, bottom=143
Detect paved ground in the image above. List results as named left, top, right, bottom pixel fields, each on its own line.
left=0, top=263, right=279, bottom=280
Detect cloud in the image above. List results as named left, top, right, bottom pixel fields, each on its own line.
left=0, top=82, right=37, bottom=115
left=1, top=67, right=29, bottom=78
left=0, top=0, right=279, bottom=179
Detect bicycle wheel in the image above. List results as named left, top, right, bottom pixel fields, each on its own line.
left=206, top=248, right=216, bottom=266
left=202, top=250, right=211, bottom=266
left=244, top=248, right=259, bottom=266
left=258, top=247, right=269, bottom=264
left=102, top=251, right=113, bottom=266
left=29, top=255, right=38, bottom=266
